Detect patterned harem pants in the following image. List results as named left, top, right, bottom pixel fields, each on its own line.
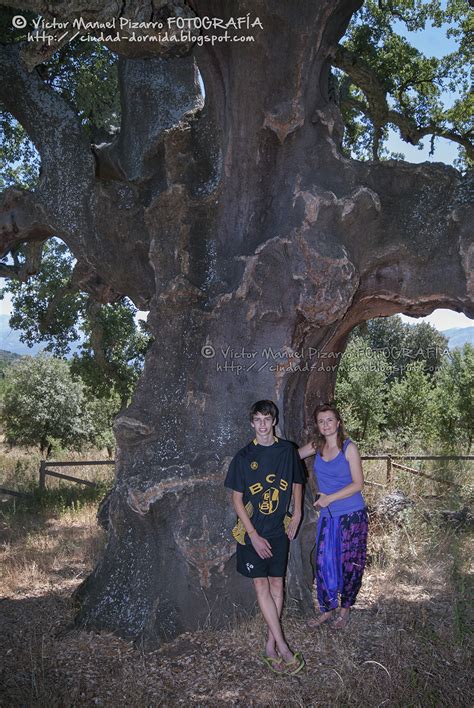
left=315, top=509, right=369, bottom=612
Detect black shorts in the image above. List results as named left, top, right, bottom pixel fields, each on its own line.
left=236, top=534, right=290, bottom=578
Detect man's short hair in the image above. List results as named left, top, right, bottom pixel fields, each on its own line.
left=249, top=400, right=279, bottom=423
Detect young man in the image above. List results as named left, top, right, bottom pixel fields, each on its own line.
left=224, top=400, right=306, bottom=674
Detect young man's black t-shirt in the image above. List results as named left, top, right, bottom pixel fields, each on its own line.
left=225, top=437, right=305, bottom=543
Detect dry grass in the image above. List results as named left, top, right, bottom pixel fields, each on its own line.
left=0, top=461, right=472, bottom=707
left=0, top=441, right=115, bottom=493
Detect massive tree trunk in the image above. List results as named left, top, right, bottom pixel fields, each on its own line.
left=1, top=0, right=472, bottom=646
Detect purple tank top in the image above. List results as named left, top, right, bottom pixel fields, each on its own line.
left=313, top=438, right=365, bottom=517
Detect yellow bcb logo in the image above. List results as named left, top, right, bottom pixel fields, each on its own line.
left=249, top=476, right=288, bottom=495
left=259, top=487, right=279, bottom=514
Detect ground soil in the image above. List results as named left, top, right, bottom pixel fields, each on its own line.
left=0, top=500, right=472, bottom=707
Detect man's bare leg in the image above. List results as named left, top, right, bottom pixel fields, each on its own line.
left=253, top=577, right=294, bottom=663
left=264, top=576, right=284, bottom=658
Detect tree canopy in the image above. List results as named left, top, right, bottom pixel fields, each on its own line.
left=2, top=354, right=92, bottom=455
left=1, top=239, right=152, bottom=404
left=335, top=322, right=473, bottom=452
left=335, top=0, right=473, bottom=165
left=354, top=315, right=449, bottom=380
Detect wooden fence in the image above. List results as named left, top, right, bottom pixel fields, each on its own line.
left=38, top=459, right=115, bottom=492
left=0, top=455, right=472, bottom=499
left=361, top=454, right=474, bottom=487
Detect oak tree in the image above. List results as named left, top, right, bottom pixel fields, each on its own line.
left=0, top=0, right=472, bottom=646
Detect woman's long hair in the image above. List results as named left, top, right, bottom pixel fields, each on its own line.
left=312, top=403, right=348, bottom=453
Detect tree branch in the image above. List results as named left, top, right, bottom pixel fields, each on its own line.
left=71, top=261, right=122, bottom=304
left=0, top=187, right=53, bottom=257
left=333, top=43, right=473, bottom=160
left=0, top=0, right=198, bottom=68
left=334, top=44, right=389, bottom=125
left=38, top=279, right=78, bottom=334
left=0, top=43, right=98, bottom=250
left=0, top=43, right=90, bottom=164
left=387, top=109, right=473, bottom=158
left=377, top=0, right=413, bottom=23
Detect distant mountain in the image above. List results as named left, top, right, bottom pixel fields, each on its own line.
left=0, top=313, right=84, bottom=358
left=0, top=349, right=21, bottom=362
left=0, top=314, right=44, bottom=356
left=0, top=349, right=22, bottom=373
left=441, top=327, right=474, bottom=350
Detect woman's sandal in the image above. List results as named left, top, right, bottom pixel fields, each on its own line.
left=333, top=609, right=351, bottom=630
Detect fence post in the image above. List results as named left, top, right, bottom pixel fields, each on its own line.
left=386, top=455, right=392, bottom=485
left=39, top=460, right=46, bottom=493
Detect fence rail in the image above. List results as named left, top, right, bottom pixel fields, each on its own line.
left=360, top=454, right=474, bottom=486
left=1, top=455, right=472, bottom=500
left=0, top=486, right=31, bottom=498
left=38, top=459, right=115, bottom=492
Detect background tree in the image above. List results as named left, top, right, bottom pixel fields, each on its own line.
left=354, top=315, right=449, bottom=382
left=2, top=354, right=92, bottom=456
left=86, top=391, right=121, bottom=457
left=1, top=239, right=152, bottom=404
left=0, top=0, right=472, bottom=646
left=335, top=334, right=389, bottom=446
left=432, top=343, right=474, bottom=451
left=335, top=320, right=472, bottom=451
left=385, top=359, right=437, bottom=447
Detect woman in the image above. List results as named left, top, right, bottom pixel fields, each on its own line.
left=299, top=404, right=368, bottom=629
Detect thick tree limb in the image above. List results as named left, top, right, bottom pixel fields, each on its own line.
left=0, top=240, right=44, bottom=281
left=38, top=279, right=77, bottom=334
left=0, top=43, right=90, bottom=165
left=0, top=187, right=53, bottom=256
left=0, top=43, right=96, bottom=239
left=334, top=45, right=389, bottom=124
left=71, top=261, right=122, bottom=303
left=333, top=44, right=473, bottom=159
left=1, top=0, right=197, bottom=67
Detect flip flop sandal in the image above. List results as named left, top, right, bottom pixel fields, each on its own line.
left=283, top=651, right=306, bottom=676
left=261, top=655, right=286, bottom=674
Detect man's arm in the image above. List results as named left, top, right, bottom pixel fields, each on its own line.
left=232, top=490, right=273, bottom=558
left=286, top=483, right=303, bottom=540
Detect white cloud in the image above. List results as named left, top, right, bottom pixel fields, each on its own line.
left=0, top=291, right=13, bottom=316
left=400, top=309, right=473, bottom=331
